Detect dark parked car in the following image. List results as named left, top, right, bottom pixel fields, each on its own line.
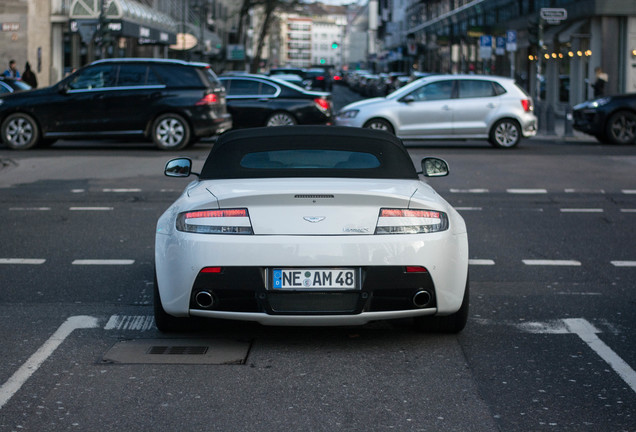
left=0, top=58, right=231, bottom=150
left=0, top=77, right=31, bottom=94
left=573, top=93, right=636, bottom=145
left=304, top=67, right=332, bottom=91
left=218, top=74, right=333, bottom=128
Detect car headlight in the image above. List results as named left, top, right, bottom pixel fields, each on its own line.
left=176, top=208, right=253, bottom=234
left=590, top=97, right=611, bottom=108
left=375, top=208, right=449, bottom=234
left=338, top=109, right=359, bottom=119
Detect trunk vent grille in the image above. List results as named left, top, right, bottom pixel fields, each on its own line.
left=294, top=194, right=334, bottom=199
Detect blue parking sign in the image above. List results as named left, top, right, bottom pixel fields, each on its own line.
left=506, top=30, right=517, bottom=52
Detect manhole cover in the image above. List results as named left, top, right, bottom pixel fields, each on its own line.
left=103, top=339, right=251, bottom=365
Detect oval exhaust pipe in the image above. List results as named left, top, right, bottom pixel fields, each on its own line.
left=195, top=291, right=214, bottom=309
left=413, top=290, right=431, bottom=308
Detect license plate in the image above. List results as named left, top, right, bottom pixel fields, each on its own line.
left=271, top=268, right=358, bottom=290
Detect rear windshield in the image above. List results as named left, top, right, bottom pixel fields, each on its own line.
left=240, top=150, right=381, bottom=170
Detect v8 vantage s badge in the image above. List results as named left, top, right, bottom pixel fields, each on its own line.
left=303, top=216, right=326, bottom=223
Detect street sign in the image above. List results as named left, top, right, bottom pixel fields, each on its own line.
left=496, top=36, right=505, bottom=55
left=540, top=8, right=567, bottom=24
left=479, top=35, right=492, bottom=59
left=506, top=30, right=517, bottom=52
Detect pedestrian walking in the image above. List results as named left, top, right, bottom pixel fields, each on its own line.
left=2, top=59, right=21, bottom=79
left=21, top=62, right=37, bottom=88
left=591, top=67, right=608, bottom=98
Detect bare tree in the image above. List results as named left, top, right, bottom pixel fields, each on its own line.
left=235, top=0, right=298, bottom=72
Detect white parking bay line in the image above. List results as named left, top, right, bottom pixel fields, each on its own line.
left=0, top=258, right=46, bottom=265
left=69, top=207, right=113, bottom=211
left=622, top=190, right=636, bottom=194
left=9, top=207, right=51, bottom=211
left=560, top=208, right=604, bottom=213
left=449, top=189, right=490, bottom=193
left=0, top=316, right=99, bottom=410
left=611, top=261, right=636, bottom=267
left=469, top=259, right=495, bottom=266
left=102, top=188, right=142, bottom=193
left=523, top=259, right=582, bottom=266
left=72, top=259, right=135, bottom=265
left=455, top=207, right=483, bottom=211
left=507, top=188, right=548, bottom=194
left=104, top=315, right=155, bottom=331
left=563, top=318, right=636, bottom=393
left=621, top=209, right=636, bottom=213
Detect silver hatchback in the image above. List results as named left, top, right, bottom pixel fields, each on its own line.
left=336, top=74, right=537, bottom=148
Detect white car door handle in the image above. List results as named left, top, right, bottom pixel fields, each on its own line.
left=487, top=103, right=496, bottom=108
left=441, top=105, right=451, bottom=111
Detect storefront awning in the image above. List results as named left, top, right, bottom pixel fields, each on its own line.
left=69, top=0, right=178, bottom=45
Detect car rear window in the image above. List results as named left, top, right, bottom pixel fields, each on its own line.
left=200, top=126, right=418, bottom=180
left=152, top=64, right=203, bottom=88
left=240, top=150, right=381, bottom=170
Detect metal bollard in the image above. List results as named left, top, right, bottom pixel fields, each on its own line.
left=545, top=103, right=556, bottom=135
left=563, top=105, right=574, bottom=137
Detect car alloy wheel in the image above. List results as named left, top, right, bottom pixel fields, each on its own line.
left=363, top=118, right=394, bottom=134
left=1, top=113, right=40, bottom=150
left=152, top=113, right=191, bottom=150
left=606, top=110, right=636, bottom=145
left=266, top=112, right=297, bottom=127
left=490, top=119, right=521, bottom=148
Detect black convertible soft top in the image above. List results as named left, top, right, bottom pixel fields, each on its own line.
left=200, top=126, right=418, bottom=180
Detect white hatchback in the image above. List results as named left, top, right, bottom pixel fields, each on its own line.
left=336, top=74, right=537, bottom=148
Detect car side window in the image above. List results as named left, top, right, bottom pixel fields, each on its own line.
left=116, top=64, right=149, bottom=86
left=409, top=80, right=454, bottom=102
left=68, top=65, right=115, bottom=90
left=153, top=64, right=201, bottom=88
left=226, top=79, right=260, bottom=96
left=458, top=80, right=498, bottom=98
left=260, top=83, right=277, bottom=96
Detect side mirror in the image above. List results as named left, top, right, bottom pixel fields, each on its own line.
left=420, top=157, right=449, bottom=177
left=165, top=158, right=193, bottom=177
left=401, top=95, right=415, bottom=103
left=58, top=83, right=69, bottom=94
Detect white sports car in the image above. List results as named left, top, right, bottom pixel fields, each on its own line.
left=155, top=126, right=469, bottom=332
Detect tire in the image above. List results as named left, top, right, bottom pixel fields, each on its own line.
left=413, top=278, right=469, bottom=334
left=363, top=118, right=395, bottom=134
left=152, top=113, right=191, bottom=150
left=1, top=113, right=40, bottom=150
left=266, top=112, right=297, bottom=127
left=489, top=118, right=521, bottom=148
left=605, top=110, right=636, bottom=145
left=153, top=271, right=191, bottom=333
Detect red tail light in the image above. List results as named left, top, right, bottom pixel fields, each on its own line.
left=196, top=93, right=219, bottom=105
left=406, top=266, right=428, bottom=273
left=201, top=267, right=222, bottom=273
left=333, top=75, right=342, bottom=81
left=521, top=99, right=533, bottom=112
left=316, top=76, right=325, bottom=81
left=314, top=97, right=331, bottom=111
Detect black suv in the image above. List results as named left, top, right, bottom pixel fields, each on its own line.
left=0, top=58, right=231, bottom=150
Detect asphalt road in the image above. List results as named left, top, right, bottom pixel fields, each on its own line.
left=0, top=86, right=635, bottom=431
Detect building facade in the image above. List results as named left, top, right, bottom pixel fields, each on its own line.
left=402, top=0, right=636, bottom=107
left=0, top=0, right=240, bottom=87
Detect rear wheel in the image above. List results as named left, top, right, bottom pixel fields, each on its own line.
left=363, top=118, right=394, bottom=134
left=489, top=118, right=521, bottom=148
left=1, top=113, right=40, bottom=150
left=266, top=112, right=297, bottom=126
left=605, top=110, right=636, bottom=145
left=153, top=272, right=191, bottom=332
left=152, top=113, right=191, bottom=150
left=413, top=278, right=469, bottom=334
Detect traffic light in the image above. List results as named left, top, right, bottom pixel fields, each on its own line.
left=320, top=58, right=326, bottom=64
left=331, top=42, right=339, bottom=49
